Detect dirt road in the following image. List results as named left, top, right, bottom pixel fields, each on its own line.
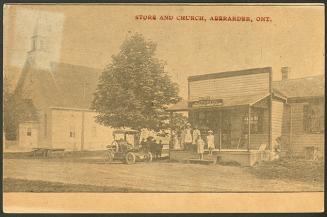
left=3, top=159, right=323, bottom=192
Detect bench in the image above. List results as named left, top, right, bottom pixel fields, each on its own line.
left=32, top=148, right=65, bottom=158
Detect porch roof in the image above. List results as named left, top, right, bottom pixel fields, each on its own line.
left=166, top=93, right=270, bottom=112
left=166, top=100, right=189, bottom=112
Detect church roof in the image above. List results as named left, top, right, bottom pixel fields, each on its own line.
left=18, top=61, right=102, bottom=110
left=48, top=62, right=102, bottom=109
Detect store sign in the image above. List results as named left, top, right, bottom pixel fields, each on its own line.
left=191, top=98, right=223, bottom=108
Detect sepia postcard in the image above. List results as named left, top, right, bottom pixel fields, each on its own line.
left=3, top=3, right=325, bottom=213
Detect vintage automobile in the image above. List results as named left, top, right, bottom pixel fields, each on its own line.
left=104, top=129, right=153, bottom=164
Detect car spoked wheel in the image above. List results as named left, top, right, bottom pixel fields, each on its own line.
left=104, top=151, right=114, bottom=164
left=144, top=152, right=153, bottom=162
left=125, top=152, right=136, bottom=164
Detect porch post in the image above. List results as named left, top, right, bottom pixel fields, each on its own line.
left=248, top=105, right=251, bottom=151
left=219, top=110, right=222, bottom=151
left=81, top=111, right=85, bottom=151
left=289, top=104, right=293, bottom=152
left=268, top=95, right=272, bottom=151
left=169, top=111, right=173, bottom=149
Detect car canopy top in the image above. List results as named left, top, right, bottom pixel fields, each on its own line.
left=113, top=129, right=139, bottom=135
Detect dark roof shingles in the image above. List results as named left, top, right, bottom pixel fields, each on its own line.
left=35, top=62, right=102, bottom=109
left=272, top=75, right=324, bottom=98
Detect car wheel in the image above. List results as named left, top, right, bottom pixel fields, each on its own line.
left=104, top=151, right=114, bottom=164
left=144, top=152, right=153, bottom=162
left=125, top=152, right=136, bottom=164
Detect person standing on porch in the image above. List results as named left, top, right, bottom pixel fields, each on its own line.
left=197, top=137, right=205, bottom=160
left=184, top=123, right=193, bottom=151
left=192, top=126, right=201, bottom=152
left=207, top=130, right=215, bottom=155
left=180, top=127, right=185, bottom=150
left=172, top=130, right=180, bottom=150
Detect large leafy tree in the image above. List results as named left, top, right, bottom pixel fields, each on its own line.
left=92, top=33, right=181, bottom=131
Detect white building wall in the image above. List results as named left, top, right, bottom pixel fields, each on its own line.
left=83, top=112, right=114, bottom=150
left=18, top=122, right=39, bottom=148
left=50, top=108, right=114, bottom=151
left=271, top=100, right=284, bottom=150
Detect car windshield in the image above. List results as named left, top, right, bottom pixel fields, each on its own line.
left=114, top=133, right=136, bottom=146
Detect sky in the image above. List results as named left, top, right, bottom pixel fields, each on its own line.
left=4, top=4, right=325, bottom=99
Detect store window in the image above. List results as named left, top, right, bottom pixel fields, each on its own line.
left=243, top=109, right=264, bottom=134
left=303, top=103, right=324, bottom=133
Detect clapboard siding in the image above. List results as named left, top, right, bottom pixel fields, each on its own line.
left=289, top=102, right=324, bottom=157
left=291, top=134, right=324, bottom=157
left=271, top=100, right=284, bottom=148
left=189, top=73, right=270, bottom=100
left=281, top=105, right=290, bottom=150
left=290, top=103, right=305, bottom=134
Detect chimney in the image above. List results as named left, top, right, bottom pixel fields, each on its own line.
left=281, top=67, right=290, bottom=80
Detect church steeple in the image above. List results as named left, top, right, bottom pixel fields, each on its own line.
left=30, top=16, right=50, bottom=52
left=27, top=15, right=52, bottom=69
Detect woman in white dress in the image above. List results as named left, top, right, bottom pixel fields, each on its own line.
left=207, top=130, right=215, bottom=155
left=192, top=126, right=201, bottom=152
left=172, top=130, right=180, bottom=150
left=197, top=137, right=205, bottom=160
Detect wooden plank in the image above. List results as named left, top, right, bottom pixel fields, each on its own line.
left=189, top=73, right=269, bottom=101
left=188, top=67, right=271, bottom=82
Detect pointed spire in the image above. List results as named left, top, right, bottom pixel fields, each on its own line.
left=32, top=15, right=40, bottom=37
left=32, top=13, right=49, bottom=38
left=30, top=13, right=50, bottom=52
left=27, top=12, right=52, bottom=69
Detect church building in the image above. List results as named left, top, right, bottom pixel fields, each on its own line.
left=14, top=19, right=114, bottom=151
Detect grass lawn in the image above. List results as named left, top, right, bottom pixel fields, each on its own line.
left=3, top=178, right=143, bottom=192
left=248, top=157, right=324, bottom=184
left=4, top=158, right=323, bottom=192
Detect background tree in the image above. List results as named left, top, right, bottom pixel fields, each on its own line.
left=92, top=33, right=181, bottom=131
left=3, top=74, right=15, bottom=140
left=3, top=74, right=38, bottom=140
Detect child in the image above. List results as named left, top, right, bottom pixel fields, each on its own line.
left=207, top=130, right=215, bottom=155
left=197, top=137, right=205, bottom=160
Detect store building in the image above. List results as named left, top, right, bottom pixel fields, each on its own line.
left=167, top=67, right=324, bottom=166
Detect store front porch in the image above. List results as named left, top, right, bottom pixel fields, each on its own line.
left=167, top=92, right=286, bottom=166
left=169, top=149, right=271, bottom=166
